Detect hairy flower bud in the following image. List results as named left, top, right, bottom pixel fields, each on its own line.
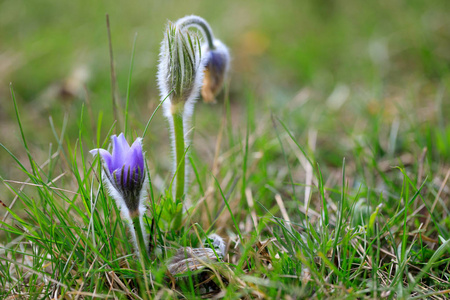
left=157, top=21, right=204, bottom=108
left=170, top=15, right=231, bottom=104
left=201, top=40, right=230, bottom=103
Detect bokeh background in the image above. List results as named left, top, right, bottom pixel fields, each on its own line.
left=1, top=0, right=449, bottom=209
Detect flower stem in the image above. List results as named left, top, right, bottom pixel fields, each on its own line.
left=172, top=105, right=185, bottom=228
left=176, top=16, right=215, bottom=50
left=172, top=108, right=185, bottom=201
left=131, top=214, right=150, bottom=264
left=130, top=214, right=151, bottom=298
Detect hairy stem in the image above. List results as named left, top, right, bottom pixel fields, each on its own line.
left=172, top=108, right=186, bottom=201
left=131, top=214, right=150, bottom=264
left=130, top=214, right=151, bottom=298
left=176, top=16, right=215, bottom=50
left=172, top=105, right=185, bottom=228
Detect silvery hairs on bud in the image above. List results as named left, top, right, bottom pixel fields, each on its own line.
left=157, top=21, right=204, bottom=119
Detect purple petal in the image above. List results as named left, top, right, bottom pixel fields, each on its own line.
left=129, top=138, right=145, bottom=174
left=115, top=165, right=130, bottom=186
left=208, top=51, right=226, bottom=73
left=94, top=134, right=145, bottom=190
left=90, top=148, right=114, bottom=174
left=118, top=133, right=131, bottom=152
left=111, top=134, right=129, bottom=171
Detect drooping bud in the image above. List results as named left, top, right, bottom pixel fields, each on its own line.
left=201, top=40, right=230, bottom=103
left=172, top=15, right=230, bottom=104
left=157, top=21, right=204, bottom=109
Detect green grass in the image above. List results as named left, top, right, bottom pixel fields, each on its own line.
left=1, top=0, right=450, bottom=299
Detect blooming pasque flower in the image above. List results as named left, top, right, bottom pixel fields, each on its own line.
left=91, top=133, right=150, bottom=260
left=201, top=39, right=230, bottom=103
left=90, top=133, right=146, bottom=216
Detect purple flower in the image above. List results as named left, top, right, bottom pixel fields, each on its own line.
left=90, top=133, right=146, bottom=214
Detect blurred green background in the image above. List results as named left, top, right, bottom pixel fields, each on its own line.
left=1, top=0, right=449, bottom=191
